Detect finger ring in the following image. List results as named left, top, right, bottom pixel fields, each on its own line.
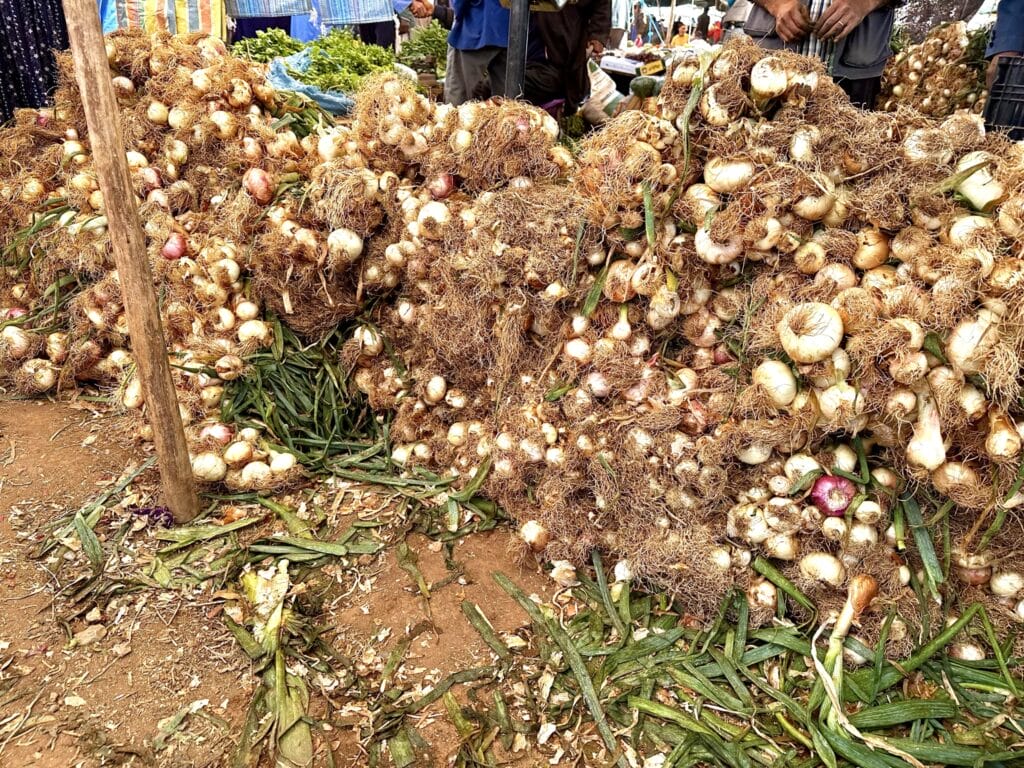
left=837, top=20, right=845, bottom=27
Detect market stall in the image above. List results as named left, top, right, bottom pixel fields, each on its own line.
left=3, top=17, right=1024, bottom=768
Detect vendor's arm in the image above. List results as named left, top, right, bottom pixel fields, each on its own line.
left=816, top=0, right=889, bottom=41
left=752, top=0, right=812, bottom=43
left=431, top=0, right=454, bottom=27
left=586, top=0, right=613, bottom=53
left=988, top=0, right=1024, bottom=86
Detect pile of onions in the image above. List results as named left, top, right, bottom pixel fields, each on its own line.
left=879, top=22, right=987, bottom=117
left=7, top=33, right=1024, bottom=644
left=189, top=422, right=298, bottom=489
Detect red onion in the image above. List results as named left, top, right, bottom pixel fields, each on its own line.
left=161, top=232, right=187, bottom=260
left=199, top=422, right=234, bottom=445
left=810, top=475, right=857, bottom=517
left=515, top=115, right=531, bottom=133
left=428, top=173, right=455, bottom=200
left=35, top=112, right=50, bottom=128
left=243, top=168, right=273, bottom=205
left=2, top=307, right=28, bottom=320
left=713, top=345, right=734, bottom=365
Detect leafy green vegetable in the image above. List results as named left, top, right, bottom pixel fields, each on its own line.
left=398, top=20, right=448, bottom=76
left=298, top=30, right=395, bottom=94
left=232, top=28, right=395, bottom=94
left=231, top=28, right=303, bottom=63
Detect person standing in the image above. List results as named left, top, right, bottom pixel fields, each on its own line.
left=631, top=2, right=648, bottom=44
left=987, top=0, right=1024, bottom=87
left=744, top=0, right=895, bottom=109
left=445, top=0, right=509, bottom=104
left=670, top=20, right=689, bottom=47
left=320, top=0, right=407, bottom=48
left=523, top=0, right=610, bottom=112
left=610, top=0, right=629, bottom=48
left=1, top=0, right=70, bottom=123
left=695, top=6, right=710, bottom=38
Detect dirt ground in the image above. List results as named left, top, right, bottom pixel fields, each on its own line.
left=0, top=399, right=554, bottom=767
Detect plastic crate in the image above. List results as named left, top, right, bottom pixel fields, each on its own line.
left=984, top=55, right=1024, bottom=141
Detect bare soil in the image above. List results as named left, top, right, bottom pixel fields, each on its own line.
left=0, top=399, right=554, bottom=767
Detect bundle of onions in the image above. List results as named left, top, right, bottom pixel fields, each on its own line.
left=8, top=32, right=1024, bottom=642
left=879, top=22, right=988, bottom=117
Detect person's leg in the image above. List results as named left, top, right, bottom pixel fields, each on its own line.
left=446, top=48, right=489, bottom=105
left=357, top=20, right=396, bottom=48
left=371, top=19, right=397, bottom=49
left=523, top=62, right=562, bottom=106
left=838, top=76, right=881, bottom=110
left=486, top=47, right=508, bottom=98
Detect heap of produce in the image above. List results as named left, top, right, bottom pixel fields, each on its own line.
left=879, top=21, right=988, bottom=116
left=398, top=20, right=449, bottom=78
left=232, top=28, right=395, bottom=94
left=230, top=27, right=303, bottom=63
left=4, top=32, right=1024, bottom=659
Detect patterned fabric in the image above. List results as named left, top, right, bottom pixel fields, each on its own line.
left=0, top=0, right=69, bottom=123
left=319, top=0, right=394, bottom=26
left=225, top=0, right=309, bottom=20
left=114, top=0, right=228, bottom=38
left=798, top=0, right=834, bottom=64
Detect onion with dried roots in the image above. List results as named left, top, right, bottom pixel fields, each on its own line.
left=777, top=303, right=844, bottom=363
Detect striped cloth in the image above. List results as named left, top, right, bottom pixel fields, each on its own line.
left=114, top=0, right=228, bottom=38
left=319, top=0, right=394, bottom=26
left=798, top=0, right=835, bottom=65
left=225, top=0, right=310, bottom=19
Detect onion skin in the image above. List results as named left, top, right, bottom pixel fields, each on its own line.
left=242, top=168, right=274, bottom=205
left=161, top=231, right=187, bottom=260
left=428, top=173, right=455, bottom=200
left=778, top=303, right=844, bottom=364
left=907, top=393, right=946, bottom=471
left=810, top=475, right=856, bottom=517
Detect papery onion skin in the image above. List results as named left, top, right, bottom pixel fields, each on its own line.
left=810, top=475, right=856, bottom=517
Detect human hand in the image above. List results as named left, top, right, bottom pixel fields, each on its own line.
left=589, top=39, right=605, bottom=55
left=988, top=51, right=1021, bottom=89
left=411, top=0, right=432, bottom=16
left=816, top=0, right=878, bottom=41
left=763, top=0, right=812, bottom=44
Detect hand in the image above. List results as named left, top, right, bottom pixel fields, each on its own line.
left=988, top=51, right=1020, bottom=89
left=763, top=0, right=812, bottom=44
left=411, top=0, right=432, bottom=16
left=589, top=39, right=605, bottom=55
left=816, top=0, right=878, bottom=42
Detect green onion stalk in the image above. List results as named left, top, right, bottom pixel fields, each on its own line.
left=818, top=573, right=878, bottom=729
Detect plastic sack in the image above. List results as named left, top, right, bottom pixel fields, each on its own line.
left=587, top=59, right=624, bottom=118
left=267, top=49, right=357, bottom=115
left=225, top=0, right=311, bottom=18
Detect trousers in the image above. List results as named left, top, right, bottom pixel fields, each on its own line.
left=445, top=45, right=507, bottom=105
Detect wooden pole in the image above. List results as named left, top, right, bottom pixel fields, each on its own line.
left=61, top=0, right=200, bottom=523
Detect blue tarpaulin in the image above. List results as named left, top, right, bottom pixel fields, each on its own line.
left=290, top=0, right=325, bottom=41
left=266, top=49, right=356, bottom=114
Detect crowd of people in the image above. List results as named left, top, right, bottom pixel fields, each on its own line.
left=2, top=1, right=1024, bottom=127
